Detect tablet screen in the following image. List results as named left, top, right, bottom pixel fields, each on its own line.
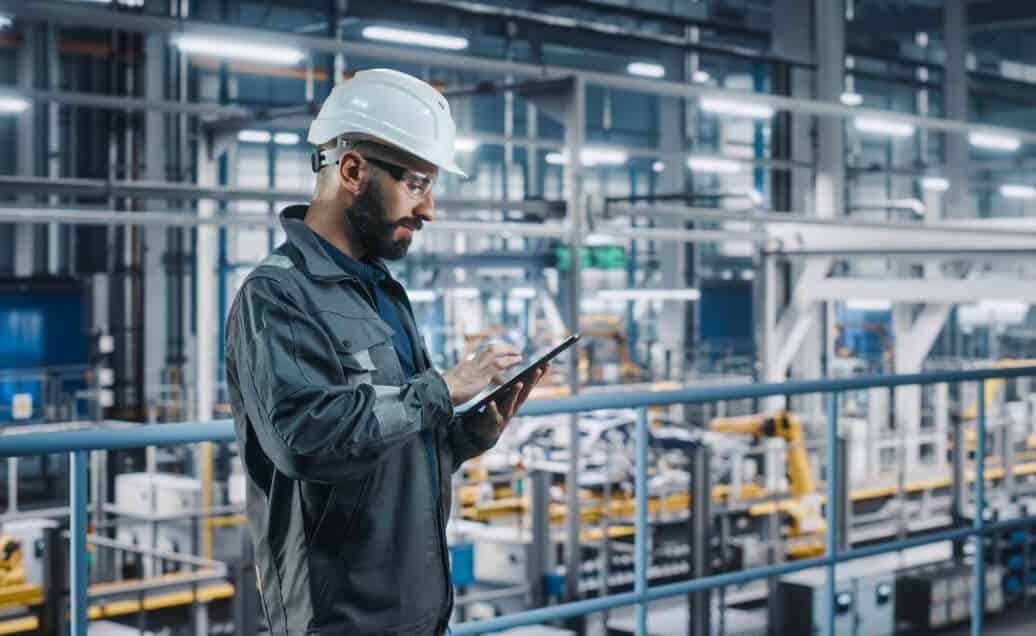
left=456, top=334, right=580, bottom=417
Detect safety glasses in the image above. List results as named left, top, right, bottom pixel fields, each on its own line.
left=362, top=156, right=435, bottom=199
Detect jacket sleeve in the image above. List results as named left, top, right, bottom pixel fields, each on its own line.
left=447, top=414, right=501, bottom=473
left=228, top=275, right=454, bottom=482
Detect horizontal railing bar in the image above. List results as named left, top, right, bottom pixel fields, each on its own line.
left=4, top=366, right=1036, bottom=457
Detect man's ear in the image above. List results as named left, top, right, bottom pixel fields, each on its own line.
left=337, top=150, right=366, bottom=195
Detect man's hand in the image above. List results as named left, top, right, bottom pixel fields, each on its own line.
left=466, top=364, right=549, bottom=440
left=440, top=343, right=522, bottom=405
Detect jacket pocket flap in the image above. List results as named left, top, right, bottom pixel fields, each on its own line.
left=327, top=317, right=395, bottom=354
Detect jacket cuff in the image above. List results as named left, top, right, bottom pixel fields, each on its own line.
left=450, top=412, right=500, bottom=462
left=419, top=369, right=456, bottom=428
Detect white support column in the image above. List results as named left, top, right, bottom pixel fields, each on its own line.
left=144, top=33, right=169, bottom=401
left=944, top=0, right=971, bottom=220
left=894, top=302, right=953, bottom=476
left=195, top=136, right=216, bottom=423
left=656, top=89, right=688, bottom=382
left=14, top=23, right=36, bottom=277
left=46, top=24, right=60, bottom=274
left=770, top=258, right=830, bottom=385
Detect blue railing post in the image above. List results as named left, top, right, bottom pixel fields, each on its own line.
left=972, top=381, right=986, bottom=636
left=825, top=392, right=839, bottom=636
left=70, top=450, right=89, bottom=636
left=634, top=407, right=649, bottom=636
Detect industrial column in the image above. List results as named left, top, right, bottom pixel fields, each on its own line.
left=524, top=76, right=587, bottom=611
left=143, top=32, right=169, bottom=404
left=800, top=0, right=846, bottom=405
left=944, top=0, right=971, bottom=220
left=563, top=75, right=586, bottom=611
left=14, top=21, right=36, bottom=276
left=689, top=444, right=711, bottom=636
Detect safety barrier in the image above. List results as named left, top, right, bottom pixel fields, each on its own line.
left=3, top=365, right=1036, bottom=636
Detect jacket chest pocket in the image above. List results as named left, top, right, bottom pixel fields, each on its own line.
left=325, top=315, right=403, bottom=386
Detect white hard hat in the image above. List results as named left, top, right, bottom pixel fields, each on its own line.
left=307, top=68, right=467, bottom=178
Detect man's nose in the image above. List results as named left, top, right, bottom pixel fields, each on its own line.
left=413, top=192, right=434, bottom=222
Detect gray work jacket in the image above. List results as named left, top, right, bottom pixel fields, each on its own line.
left=225, top=206, right=495, bottom=635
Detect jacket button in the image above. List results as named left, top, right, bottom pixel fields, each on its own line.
left=341, top=339, right=352, bottom=348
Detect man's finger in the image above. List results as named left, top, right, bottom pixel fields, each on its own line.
left=515, top=368, right=539, bottom=406
left=504, top=382, right=523, bottom=418
left=491, top=372, right=507, bottom=385
left=486, top=400, right=504, bottom=431
left=484, top=344, right=521, bottom=358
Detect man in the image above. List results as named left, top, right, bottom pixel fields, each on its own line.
left=224, top=68, right=547, bottom=635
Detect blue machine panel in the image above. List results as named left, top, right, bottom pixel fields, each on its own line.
left=699, top=283, right=753, bottom=354
left=0, top=279, right=88, bottom=422
left=0, top=282, right=86, bottom=368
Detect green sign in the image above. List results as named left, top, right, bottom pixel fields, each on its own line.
left=554, top=245, right=626, bottom=271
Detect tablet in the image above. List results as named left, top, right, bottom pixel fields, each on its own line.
left=457, top=334, right=580, bottom=417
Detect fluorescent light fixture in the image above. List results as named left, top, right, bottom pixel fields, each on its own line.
left=740, top=269, right=756, bottom=281
left=0, top=15, right=11, bottom=29
left=687, top=155, right=742, bottom=174
left=454, top=137, right=478, bottom=152
left=362, top=26, right=468, bottom=51
left=693, top=70, right=711, bottom=83
left=652, top=161, right=665, bottom=173
left=273, top=132, right=300, bottom=145
left=582, top=148, right=627, bottom=166
left=171, top=34, right=305, bottom=66
left=840, top=91, right=863, bottom=106
left=853, top=117, right=915, bottom=138
left=978, top=300, right=1029, bottom=323
left=451, top=287, right=481, bottom=299
left=407, top=290, right=439, bottom=303
left=237, top=129, right=272, bottom=143
left=846, top=299, right=892, bottom=311
left=584, top=233, right=618, bottom=246
left=627, top=62, right=665, bottom=78
left=1000, top=184, right=1036, bottom=199
left=699, top=97, right=774, bottom=119
left=0, top=95, right=30, bottom=114
left=510, top=287, right=537, bottom=299
left=598, top=288, right=701, bottom=302
left=961, top=300, right=1030, bottom=326
left=969, top=132, right=1021, bottom=152
left=920, top=177, right=950, bottom=192
left=545, top=148, right=628, bottom=166
left=721, top=270, right=733, bottom=281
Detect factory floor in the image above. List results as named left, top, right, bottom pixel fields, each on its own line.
left=944, top=608, right=1036, bottom=635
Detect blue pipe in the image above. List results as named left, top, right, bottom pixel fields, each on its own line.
left=825, top=392, right=839, bottom=636
left=972, top=381, right=986, bottom=636
left=0, top=422, right=236, bottom=457
left=70, top=450, right=88, bottom=636
left=634, top=408, right=648, bottom=635
left=5, top=366, right=1036, bottom=458
left=520, top=365, right=1036, bottom=416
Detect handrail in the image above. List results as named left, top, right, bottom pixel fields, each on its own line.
left=4, top=365, right=1036, bottom=636
left=2, top=365, right=1035, bottom=457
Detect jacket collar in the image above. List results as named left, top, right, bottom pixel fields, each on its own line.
left=279, top=205, right=391, bottom=282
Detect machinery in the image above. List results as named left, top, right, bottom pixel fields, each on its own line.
left=709, top=411, right=825, bottom=542
left=0, top=535, right=25, bottom=588
left=776, top=567, right=895, bottom=636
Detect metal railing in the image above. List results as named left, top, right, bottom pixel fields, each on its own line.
left=3, top=366, right=1036, bottom=635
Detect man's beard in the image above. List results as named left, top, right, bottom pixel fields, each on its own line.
left=346, top=177, right=413, bottom=260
